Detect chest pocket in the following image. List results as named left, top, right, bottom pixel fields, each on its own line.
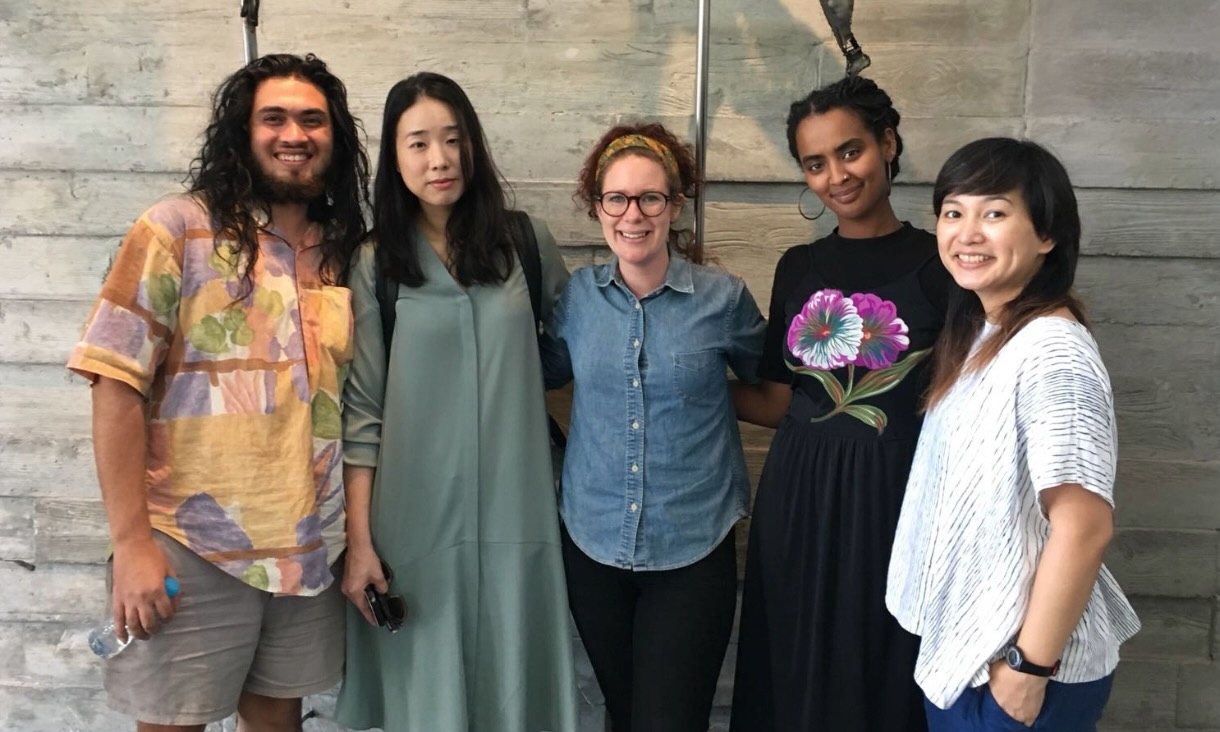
left=673, top=348, right=724, bottom=405
left=307, top=285, right=355, bottom=368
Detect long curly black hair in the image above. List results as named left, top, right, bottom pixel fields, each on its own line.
left=187, top=53, right=371, bottom=289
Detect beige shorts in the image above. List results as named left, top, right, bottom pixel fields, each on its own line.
left=103, top=531, right=345, bottom=726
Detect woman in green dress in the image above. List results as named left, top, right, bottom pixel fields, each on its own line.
left=335, top=71, right=579, bottom=732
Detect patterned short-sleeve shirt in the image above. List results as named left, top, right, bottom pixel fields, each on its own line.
left=68, top=195, right=352, bottom=596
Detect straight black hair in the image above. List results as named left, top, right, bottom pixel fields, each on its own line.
left=373, top=72, right=514, bottom=287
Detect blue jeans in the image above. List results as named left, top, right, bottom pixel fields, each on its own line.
left=925, top=674, right=1114, bottom=731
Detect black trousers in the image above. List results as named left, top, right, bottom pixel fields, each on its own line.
left=561, top=526, right=738, bottom=732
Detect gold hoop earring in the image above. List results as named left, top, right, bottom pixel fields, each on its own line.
left=798, top=187, right=826, bottom=221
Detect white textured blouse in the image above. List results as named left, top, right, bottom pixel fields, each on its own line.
left=886, top=316, right=1140, bottom=710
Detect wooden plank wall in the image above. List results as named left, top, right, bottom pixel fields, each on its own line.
left=1, top=0, right=1217, bottom=729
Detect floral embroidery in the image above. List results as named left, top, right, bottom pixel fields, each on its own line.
left=786, top=289, right=864, bottom=370
left=787, top=289, right=930, bottom=433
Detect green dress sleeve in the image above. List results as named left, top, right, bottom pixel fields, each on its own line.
left=342, top=240, right=387, bottom=468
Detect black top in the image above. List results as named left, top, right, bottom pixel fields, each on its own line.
left=759, top=222, right=952, bottom=384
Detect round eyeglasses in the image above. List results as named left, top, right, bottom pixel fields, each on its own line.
left=596, top=191, right=672, bottom=217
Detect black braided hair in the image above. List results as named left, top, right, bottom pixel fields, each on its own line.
left=785, top=76, right=904, bottom=180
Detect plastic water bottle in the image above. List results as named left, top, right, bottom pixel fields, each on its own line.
left=89, top=576, right=180, bottom=659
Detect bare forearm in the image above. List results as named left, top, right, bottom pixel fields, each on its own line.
left=344, top=464, right=376, bottom=551
left=92, top=377, right=152, bottom=548
left=732, top=380, right=792, bottom=428
left=1016, top=505, right=1113, bottom=665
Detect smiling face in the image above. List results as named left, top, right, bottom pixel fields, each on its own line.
left=937, top=189, right=1056, bottom=317
left=794, top=107, right=895, bottom=235
left=395, top=96, right=466, bottom=215
left=597, top=153, right=682, bottom=275
left=249, top=76, right=334, bottom=203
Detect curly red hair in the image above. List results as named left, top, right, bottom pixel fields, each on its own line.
left=575, top=122, right=704, bottom=265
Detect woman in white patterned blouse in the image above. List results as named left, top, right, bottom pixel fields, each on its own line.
left=886, top=137, right=1140, bottom=732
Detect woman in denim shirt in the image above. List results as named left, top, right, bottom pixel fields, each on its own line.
left=543, top=122, right=766, bottom=732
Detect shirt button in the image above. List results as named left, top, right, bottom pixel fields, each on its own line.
left=630, top=502, right=638, bottom=512
left=634, top=302, right=641, bottom=310
left=632, top=378, right=639, bottom=388
left=631, top=464, right=639, bottom=473
left=631, top=421, right=640, bottom=430
left=632, top=338, right=640, bottom=348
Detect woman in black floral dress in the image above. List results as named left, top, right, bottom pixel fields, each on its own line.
left=730, top=76, right=952, bottom=732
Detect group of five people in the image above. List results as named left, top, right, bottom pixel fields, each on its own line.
left=69, top=51, right=1138, bottom=732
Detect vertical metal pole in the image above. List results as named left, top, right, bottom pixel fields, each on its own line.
left=241, top=0, right=260, bottom=64
left=693, top=0, right=711, bottom=243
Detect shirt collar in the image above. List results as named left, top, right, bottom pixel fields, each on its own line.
left=595, top=251, right=695, bottom=296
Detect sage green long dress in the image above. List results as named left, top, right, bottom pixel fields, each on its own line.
left=336, top=217, right=578, bottom=732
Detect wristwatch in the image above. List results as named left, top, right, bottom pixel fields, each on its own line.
left=1003, top=641, right=1060, bottom=677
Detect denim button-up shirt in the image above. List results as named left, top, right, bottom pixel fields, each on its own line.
left=543, top=254, right=766, bottom=570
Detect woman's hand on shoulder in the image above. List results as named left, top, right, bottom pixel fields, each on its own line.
left=988, top=659, right=1047, bottom=726
left=341, top=542, right=390, bottom=627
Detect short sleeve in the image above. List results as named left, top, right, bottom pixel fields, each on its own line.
left=757, top=245, right=810, bottom=384
left=725, top=278, right=766, bottom=384
left=1016, top=321, right=1118, bottom=506
left=342, top=241, right=387, bottom=468
left=67, top=206, right=183, bottom=395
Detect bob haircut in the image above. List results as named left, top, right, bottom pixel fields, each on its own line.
left=925, top=137, right=1088, bottom=408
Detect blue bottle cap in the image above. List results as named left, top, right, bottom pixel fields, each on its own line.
left=164, top=576, right=180, bottom=598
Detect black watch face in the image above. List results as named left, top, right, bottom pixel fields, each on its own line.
left=1005, top=646, right=1022, bottom=667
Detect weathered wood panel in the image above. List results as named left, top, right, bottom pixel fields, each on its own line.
left=0, top=237, right=117, bottom=299
left=0, top=104, right=207, bottom=173
left=1028, top=118, right=1220, bottom=190
left=34, top=499, right=108, bottom=565
left=1032, top=0, right=1220, bottom=49
left=0, top=364, right=93, bottom=440
left=0, top=437, right=98, bottom=501
left=1094, top=324, right=1220, bottom=463
left=0, top=300, right=92, bottom=364
left=1121, top=596, right=1213, bottom=662
left=1073, top=189, right=1220, bottom=259
left=0, top=688, right=128, bottom=731
left=0, top=172, right=172, bottom=236
left=1115, top=459, right=1220, bottom=531
left=1029, top=49, right=1220, bottom=121
left=1105, top=529, right=1218, bottom=598
left=0, top=621, right=102, bottom=689
left=1097, top=659, right=1180, bottom=729
left=1076, top=258, right=1220, bottom=327
left=1178, top=663, right=1220, bottom=728
left=0, top=497, right=34, bottom=562
left=531, top=0, right=1030, bottom=47
left=0, top=562, right=105, bottom=622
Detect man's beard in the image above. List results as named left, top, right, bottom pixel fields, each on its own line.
left=253, top=165, right=327, bottom=205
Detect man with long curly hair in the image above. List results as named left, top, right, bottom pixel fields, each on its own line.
left=68, top=53, right=370, bottom=731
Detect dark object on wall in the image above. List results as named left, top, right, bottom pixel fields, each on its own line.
left=240, top=0, right=260, bottom=63
left=819, top=0, right=871, bottom=75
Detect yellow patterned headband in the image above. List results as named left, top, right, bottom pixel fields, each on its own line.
left=596, top=134, right=681, bottom=186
